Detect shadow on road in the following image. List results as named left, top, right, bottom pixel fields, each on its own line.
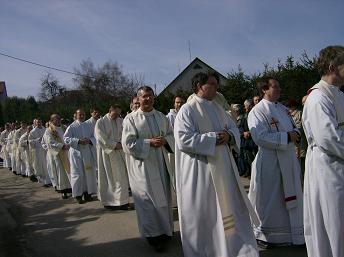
left=0, top=170, right=184, bottom=257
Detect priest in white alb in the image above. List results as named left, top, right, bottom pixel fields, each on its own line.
left=166, top=96, right=185, bottom=129
left=85, top=108, right=100, bottom=131
left=29, top=118, right=51, bottom=186
left=122, top=86, right=174, bottom=252
left=124, top=96, right=140, bottom=191
left=7, top=124, right=17, bottom=174
left=247, top=77, right=304, bottom=247
left=174, top=71, right=259, bottom=257
left=0, top=123, right=12, bottom=169
left=95, top=105, right=130, bottom=210
left=302, top=45, right=344, bottom=257
left=64, top=109, right=97, bottom=204
left=42, top=123, right=55, bottom=187
left=14, top=122, right=27, bottom=176
left=85, top=107, right=100, bottom=162
left=19, top=125, right=35, bottom=180
left=44, top=114, right=71, bottom=199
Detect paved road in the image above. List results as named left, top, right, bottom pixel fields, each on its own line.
left=0, top=168, right=308, bottom=257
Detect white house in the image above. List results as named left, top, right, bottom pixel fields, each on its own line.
left=159, top=57, right=228, bottom=96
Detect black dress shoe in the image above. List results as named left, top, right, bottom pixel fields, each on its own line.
left=62, top=193, right=69, bottom=199
left=75, top=196, right=85, bottom=204
left=104, top=206, right=117, bottom=210
left=12, top=171, right=17, bottom=175
left=29, top=175, right=38, bottom=182
left=256, top=239, right=274, bottom=249
left=146, top=236, right=166, bottom=253
left=118, top=203, right=130, bottom=210
left=83, top=192, right=93, bottom=202
left=160, top=234, right=172, bottom=241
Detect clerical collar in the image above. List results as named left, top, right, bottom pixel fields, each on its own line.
left=137, top=108, right=155, bottom=116
left=262, top=98, right=278, bottom=105
left=170, top=109, right=177, bottom=114
left=195, top=95, right=213, bottom=105
left=320, top=79, right=340, bottom=91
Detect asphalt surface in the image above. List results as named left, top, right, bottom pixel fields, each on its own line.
left=0, top=168, right=308, bottom=257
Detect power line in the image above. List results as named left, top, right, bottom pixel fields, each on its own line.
left=0, top=51, right=95, bottom=79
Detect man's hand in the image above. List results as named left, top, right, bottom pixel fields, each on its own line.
left=216, top=131, right=231, bottom=145
left=150, top=136, right=166, bottom=148
left=288, top=131, right=300, bottom=145
left=114, top=142, right=122, bottom=150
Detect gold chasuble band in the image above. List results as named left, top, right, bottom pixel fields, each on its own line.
left=49, top=124, right=70, bottom=174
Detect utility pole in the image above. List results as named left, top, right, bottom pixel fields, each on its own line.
left=188, top=40, right=192, bottom=63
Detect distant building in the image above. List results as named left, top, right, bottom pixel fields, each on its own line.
left=159, top=57, right=228, bottom=96
left=0, top=81, right=8, bottom=103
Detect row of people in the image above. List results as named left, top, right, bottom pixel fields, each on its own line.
left=0, top=45, right=343, bottom=257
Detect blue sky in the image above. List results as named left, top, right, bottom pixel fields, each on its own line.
left=0, top=0, right=343, bottom=98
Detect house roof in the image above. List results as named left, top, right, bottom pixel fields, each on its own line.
left=159, top=57, right=227, bottom=95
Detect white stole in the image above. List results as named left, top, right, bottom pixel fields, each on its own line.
left=101, top=116, right=126, bottom=190
left=133, top=109, right=175, bottom=207
left=189, top=97, right=259, bottom=235
left=48, top=125, right=70, bottom=173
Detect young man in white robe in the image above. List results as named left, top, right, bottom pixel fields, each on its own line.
left=247, top=77, right=304, bottom=247
left=0, top=123, right=12, bottom=169
left=85, top=108, right=100, bottom=162
left=122, top=86, right=175, bottom=252
left=29, top=118, right=51, bottom=186
left=44, top=114, right=71, bottom=199
left=85, top=108, right=100, bottom=131
left=14, top=122, right=27, bottom=177
left=7, top=123, right=17, bottom=174
left=125, top=96, right=140, bottom=196
left=19, top=125, right=36, bottom=180
left=42, top=123, right=55, bottom=187
left=302, top=45, right=344, bottom=257
left=95, top=105, right=130, bottom=210
left=166, top=96, right=185, bottom=129
left=174, top=71, right=259, bottom=257
left=166, top=96, right=185, bottom=194
left=64, top=109, right=97, bottom=204
left=130, top=96, right=140, bottom=113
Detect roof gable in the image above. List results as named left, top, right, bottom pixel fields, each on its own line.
left=160, top=57, right=227, bottom=96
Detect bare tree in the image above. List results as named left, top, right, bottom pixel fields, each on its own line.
left=128, top=72, right=146, bottom=88
left=39, top=72, right=66, bottom=101
left=73, top=59, right=141, bottom=99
